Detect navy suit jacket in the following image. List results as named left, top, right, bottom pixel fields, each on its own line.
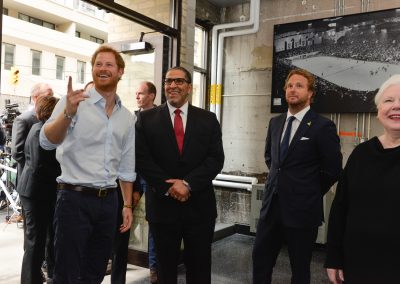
left=260, top=109, right=342, bottom=228
left=135, top=103, right=224, bottom=224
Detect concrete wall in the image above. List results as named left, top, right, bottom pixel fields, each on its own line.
left=217, top=0, right=400, bottom=177
left=192, top=0, right=400, bottom=232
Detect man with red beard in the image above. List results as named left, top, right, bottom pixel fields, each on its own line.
left=40, top=45, right=135, bottom=284
left=253, top=68, right=342, bottom=284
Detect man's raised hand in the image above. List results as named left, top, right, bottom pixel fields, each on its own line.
left=65, top=76, right=89, bottom=117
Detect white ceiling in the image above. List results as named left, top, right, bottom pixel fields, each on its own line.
left=207, top=0, right=250, bottom=8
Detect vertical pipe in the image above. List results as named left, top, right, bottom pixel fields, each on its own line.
left=342, top=0, right=345, bottom=15
left=360, top=113, right=366, bottom=143
left=337, top=113, right=341, bottom=136
left=367, top=113, right=371, bottom=140
left=334, top=0, right=337, bottom=16
left=209, top=0, right=256, bottom=113
left=355, top=113, right=359, bottom=145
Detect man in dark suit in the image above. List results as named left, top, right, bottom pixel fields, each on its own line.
left=17, top=96, right=60, bottom=284
left=136, top=66, right=224, bottom=284
left=252, top=69, right=342, bottom=284
left=11, top=82, right=53, bottom=280
left=12, top=83, right=53, bottom=178
left=111, top=81, right=157, bottom=284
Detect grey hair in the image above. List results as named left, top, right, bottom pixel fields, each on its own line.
left=374, top=75, right=400, bottom=107
left=30, top=83, right=53, bottom=98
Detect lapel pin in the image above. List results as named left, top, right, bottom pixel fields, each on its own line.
left=307, top=121, right=312, bottom=127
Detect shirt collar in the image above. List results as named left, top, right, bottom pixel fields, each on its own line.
left=167, top=100, right=189, bottom=116
left=87, top=87, right=121, bottom=108
left=287, top=105, right=310, bottom=122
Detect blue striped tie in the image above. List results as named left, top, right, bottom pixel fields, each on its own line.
left=280, top=116, right=295, bottom=162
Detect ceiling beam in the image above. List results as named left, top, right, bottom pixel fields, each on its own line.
left=84, top=0, right=179, bottom=38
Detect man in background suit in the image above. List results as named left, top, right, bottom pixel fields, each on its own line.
left=136, top=66, right=224, bottom=284
left=12, top=82, right=53, bottom=280
left=12, top=83, right=53, bottom=180
left=18, top=96, right=60, bottom=284
left=252, top=69, right=342, bottom=284
left=111, top=81, right=157, bottom=284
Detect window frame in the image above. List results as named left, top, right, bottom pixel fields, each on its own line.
left=56, top=55, right=65, bottom=80
left=77, top=60, right=86, bottom=84
left=192, top=24, right=208, bottom=109
left=89, top=35, right=105, bottom=44
left=3, top=43, right=15, bottom=70
left=31, top=49, right=42, bottom=76
left=18, top=13, right=55, bottom=30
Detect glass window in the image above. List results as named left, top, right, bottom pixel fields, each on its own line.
left=4, top=43, right=15, bottom=70
left=90, top=36, right=105, bottom=44
left=194, top=25, right=206, bottom=69
left=18, top=13, right=29, bottom=22
left=32, top=50, right=41, bottom=75
left=30, top=17, right=43, bottom=26
left=43, top=21, right=56, bottom=30
left=56, top=56, right=65, bottom=80
left=18, top=13, right=55, bottom=30
left=192, top=25, right=208, bottom=108
left=192, top=71, right=206, bottom=108
left=77, top=61, right=86, bottom=84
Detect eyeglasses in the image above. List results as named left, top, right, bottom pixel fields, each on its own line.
left=164, top=78, right=189, bottom=86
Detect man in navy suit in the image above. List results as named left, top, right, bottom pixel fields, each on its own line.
left=253, top=69, right=342, bottom=284
left=136, top=66, right=224, bottom=284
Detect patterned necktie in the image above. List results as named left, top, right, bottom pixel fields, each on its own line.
left=280, top=116, right=296, bottom=162
left=174, top=109, right=184, bottom=154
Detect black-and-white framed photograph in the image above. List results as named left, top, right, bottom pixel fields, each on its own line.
left=271, top=8, right=400, bottom=113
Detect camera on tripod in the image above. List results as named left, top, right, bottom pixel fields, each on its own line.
left=0, top=100, right=21, bottom=152
left=2, top=103, right=20, bottom=127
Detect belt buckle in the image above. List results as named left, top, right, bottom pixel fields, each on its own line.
left=98, top=188, right=107, bottom=197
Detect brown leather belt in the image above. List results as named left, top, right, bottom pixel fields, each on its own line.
left=57, top=183, right=116, bottom=198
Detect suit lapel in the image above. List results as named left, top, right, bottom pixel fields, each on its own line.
left=182, top=105, right=194, bottom=155
left=286, top=109, right=315, bottom=156
left=160, top=104, right=181, bottom=155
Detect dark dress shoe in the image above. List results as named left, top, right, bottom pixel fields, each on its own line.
left=150, top=268, right=158, bottom=283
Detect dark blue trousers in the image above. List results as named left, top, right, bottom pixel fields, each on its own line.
left=111, top=187, right=130, bottom=284
left=53, top=189, right=117, bottom=284
left=252, top=196, right=318, bottom=284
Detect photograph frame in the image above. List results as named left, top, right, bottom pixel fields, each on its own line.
left=271, top=8, right=400, bottom=113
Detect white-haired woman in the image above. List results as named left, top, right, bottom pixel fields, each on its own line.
left=325, top=75, right=400, bottom=284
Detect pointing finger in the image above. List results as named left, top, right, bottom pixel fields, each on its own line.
left=67, top=76, right=73, bottom=93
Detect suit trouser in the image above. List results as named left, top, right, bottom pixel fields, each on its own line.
left=252, top=195, right=318, bottom=284
left=53, top=189, right=117, bottom=284
left=139, top=178, right=157, bottom=270
left=148, top=229, right=157, bottom=269
left=150, top=218, right=215, bottom=284
left=111, top=187, right=131, bottom=284
left=20, top=195, right=55, bottom=284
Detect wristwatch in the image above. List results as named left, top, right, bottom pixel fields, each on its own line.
left=64, top=109, right=74, bottom=120
left=182, top=180, right=191, bottom=190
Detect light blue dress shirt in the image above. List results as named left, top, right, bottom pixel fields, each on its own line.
left=40, top=88, right=136, bottom=188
